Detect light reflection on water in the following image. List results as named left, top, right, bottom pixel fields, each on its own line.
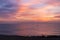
left=0, top=22, right=60, bottom=36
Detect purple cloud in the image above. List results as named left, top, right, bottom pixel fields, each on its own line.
left=54, top=16, right=60, bottom=18
left=0, top=0, right=19, bottom=18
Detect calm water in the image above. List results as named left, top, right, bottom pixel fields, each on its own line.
left=0, top=22, right=60, bottom=36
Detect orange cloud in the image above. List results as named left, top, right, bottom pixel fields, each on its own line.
left=13, top=4, right=56, bottom=22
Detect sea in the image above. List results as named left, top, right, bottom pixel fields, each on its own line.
left=0, top=22, right=60, bottom=36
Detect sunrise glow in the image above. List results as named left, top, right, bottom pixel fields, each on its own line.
left=0, top=0, right=60, bottom=22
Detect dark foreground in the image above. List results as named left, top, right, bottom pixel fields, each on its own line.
left=0, top=35, right=60, bottom=40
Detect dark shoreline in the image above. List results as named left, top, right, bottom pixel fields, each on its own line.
left=0, top=35, right=60, bottom=40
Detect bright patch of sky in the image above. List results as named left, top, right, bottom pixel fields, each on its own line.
left=47, top=6, right=60, bottom=14
left=21, top=0, right=31, bottom=3
left=30, top=3, right=47, bottom=8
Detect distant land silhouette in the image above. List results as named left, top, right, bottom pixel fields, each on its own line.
left=0, top=35, right=60, bottom=40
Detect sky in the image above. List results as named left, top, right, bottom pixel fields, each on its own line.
left=0, top=0, right=60, bottom=22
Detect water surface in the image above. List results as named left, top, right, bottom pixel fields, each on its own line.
left=0, top=22, right=60, bottom=36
